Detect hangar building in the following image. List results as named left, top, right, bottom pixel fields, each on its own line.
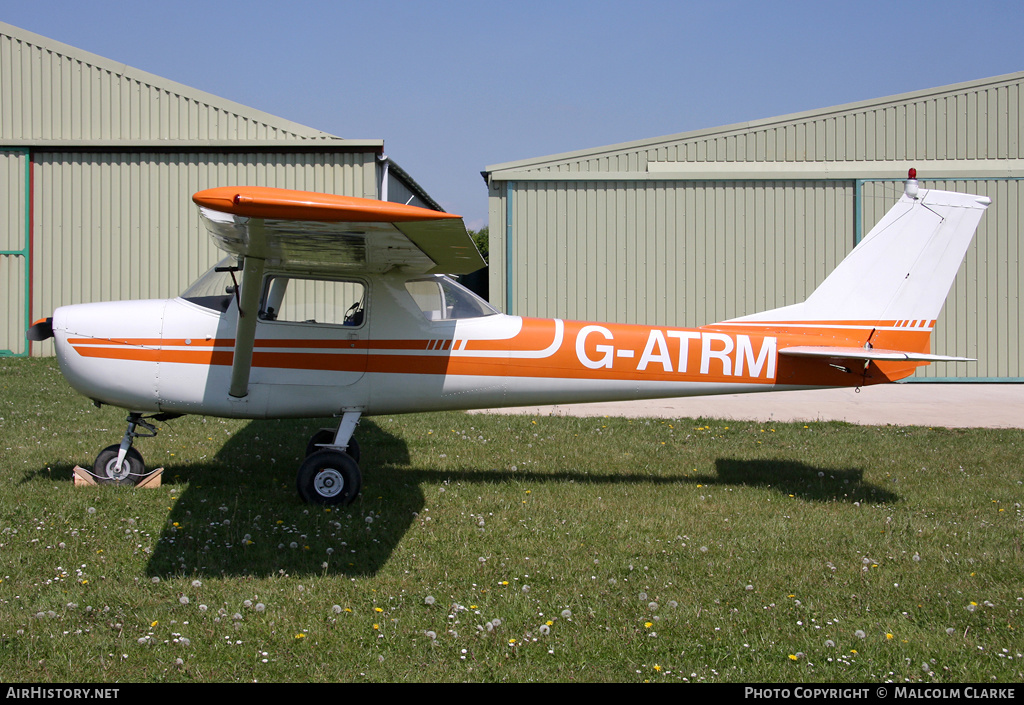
left=0, top=22, right=442, bottom=358
left=484, top=72, right=1024, bottom=381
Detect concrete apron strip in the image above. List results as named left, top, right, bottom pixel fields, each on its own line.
left=472, top=384, right=1024, bottom=429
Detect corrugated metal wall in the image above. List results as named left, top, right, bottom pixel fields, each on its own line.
left=30, top=151, right=377, bottom=356
left=0, top=148, right=27, bottom=356
left=0, top=23, right=402, bottom=357
left=502, top=180, right=853, bottom=327
left=488, top=72, right=1024, bottom=380
left=511, top=75, right=1024, bottom=173
left=0, top=24, right=329, bottom=142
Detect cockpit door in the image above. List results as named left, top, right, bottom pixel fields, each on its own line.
left=248, top=274, right=370, bottom=393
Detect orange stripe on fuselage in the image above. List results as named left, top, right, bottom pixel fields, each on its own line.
left=66, top=316, right=932, bottom=387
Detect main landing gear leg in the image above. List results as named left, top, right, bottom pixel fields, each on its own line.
left=297, top=411, right=363, bottom=505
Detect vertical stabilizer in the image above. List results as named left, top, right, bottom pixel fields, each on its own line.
left=729, top=180, right=990, bottom=327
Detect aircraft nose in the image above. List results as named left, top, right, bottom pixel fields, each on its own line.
left=49, top=300, right=168, bottom=412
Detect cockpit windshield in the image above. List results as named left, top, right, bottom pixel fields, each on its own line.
left=180, top=257, right=239, bottom=312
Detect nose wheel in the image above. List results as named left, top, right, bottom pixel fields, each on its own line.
left=87, top=412, right=170, bottom=486
left=92, top=445, right=146, bottom=485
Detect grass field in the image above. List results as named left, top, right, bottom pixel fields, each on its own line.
left=0, top=357, right=1021, bottom=683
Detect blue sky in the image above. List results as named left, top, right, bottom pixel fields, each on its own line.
left=6, top=1, right=1024, bottom=228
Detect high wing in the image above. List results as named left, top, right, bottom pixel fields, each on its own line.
left=191, top=186, right=486, bottom=399
left=192, top=186, right=485, bottom=275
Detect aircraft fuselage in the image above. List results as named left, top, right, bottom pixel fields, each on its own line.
left=51, top=270, right=920, bottom=420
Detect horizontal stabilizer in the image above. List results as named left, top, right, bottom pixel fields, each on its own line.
left=779, top=346, right=974, bottom=363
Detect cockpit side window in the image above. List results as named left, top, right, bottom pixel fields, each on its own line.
left=259, top=275, right=366, bottom=327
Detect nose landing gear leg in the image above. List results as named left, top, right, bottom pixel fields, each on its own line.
left=90, top=413, right=160, bottom=486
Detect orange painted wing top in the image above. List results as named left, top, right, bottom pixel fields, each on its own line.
left=193, top=186, right=485, bottom=275
left=192, top=186, right=461, bottom=223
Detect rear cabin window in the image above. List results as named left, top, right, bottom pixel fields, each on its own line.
left=405, top=276, right=498, bottom=321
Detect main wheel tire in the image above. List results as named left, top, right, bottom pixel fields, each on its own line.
left=305, top=428, right=360, bottom=463
left=92, top=445, right=146, bottom=486
left=296, top=449, right=361, bottom=505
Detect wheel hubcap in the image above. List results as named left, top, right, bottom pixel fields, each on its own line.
left=314, top=468, right=345, bottom=498
left=104, top=458, right=131, bottom=481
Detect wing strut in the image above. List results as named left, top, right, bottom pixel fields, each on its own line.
left=229, top=256, right=266, bottom=398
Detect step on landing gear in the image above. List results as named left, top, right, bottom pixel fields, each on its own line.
left=297, top=410, right=362, bottom=505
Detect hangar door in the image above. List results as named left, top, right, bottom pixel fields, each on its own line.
left=0, top=149, right=28, bottom=358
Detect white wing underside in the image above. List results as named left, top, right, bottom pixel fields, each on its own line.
left=198, top=207, right=485, bottom=275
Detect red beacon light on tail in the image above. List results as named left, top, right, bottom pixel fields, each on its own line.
left=905, top=167, right=919, bottom=199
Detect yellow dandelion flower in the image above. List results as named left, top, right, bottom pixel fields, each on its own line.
left=373, top=624, right=380, bottom=630
left=150, top=621, right=158, bottom=628
left=375, top=607, right=383, bottom=613
left=886, top=633, right=894, bottom=640
left=788, top=654, right=798, bottom=661
left=295, top=633, right=305, bottom=639
left=645, top=621, right=653, bottom=628
left=653, top=664, right=662, bottom=672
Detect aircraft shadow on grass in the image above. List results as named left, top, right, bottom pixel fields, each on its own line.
left=21, top=416, right=897, bottom=579
left=710, top=458, right=898, bottom=504
left=133, top=417, right=897, bottom=579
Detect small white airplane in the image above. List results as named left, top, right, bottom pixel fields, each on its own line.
left=28, top=170, right=989, bottom=505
